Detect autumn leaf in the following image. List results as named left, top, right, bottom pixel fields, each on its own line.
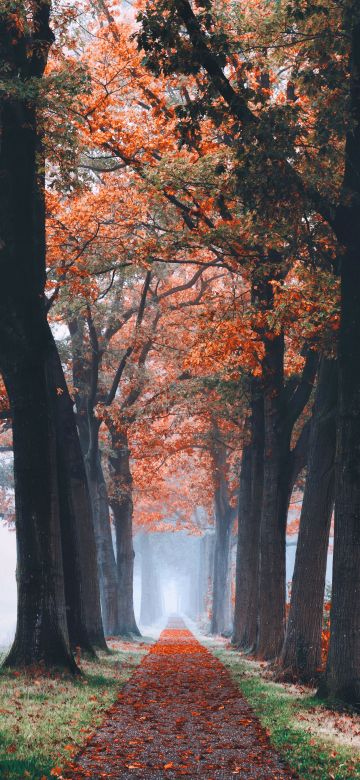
left=50, top=768, right=63, bottom=778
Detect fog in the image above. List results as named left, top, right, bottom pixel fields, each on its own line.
left=0, top=523, right=333, bottom=645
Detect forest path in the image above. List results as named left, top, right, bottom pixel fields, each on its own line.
left=64, top=619, right=296, bottom=779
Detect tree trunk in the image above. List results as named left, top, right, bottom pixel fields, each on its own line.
left=49, top=342, right=106, bottom=651
left=322, top=13, right=360, bottom=705
left=280, top=358, right=337, bottom=681
left=197, top=533, right=212, bottom=620
left=324, top=242, right=360, bottom=703
left=211, top=510, right=233, bottom=635
left=69, top=319, right=119, bottom=638
left=2, top=322, right=76, bottom=671
left=233, top=382, right=264, bottom=649
left=256, top=333, right=289, bottom=660
left=140, top=533, right=163, bottom=626
left=85, top=450, right=119, bottom=637
left=0, top=13, right=76, bottom=670
left=109, top=430, right=140, bottom=636
left=97, top=458, right=119, bottom=636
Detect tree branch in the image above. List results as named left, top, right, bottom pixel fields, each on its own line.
left=285, top=349, right=319, bottom=432
left=106, top=271, right=152, bottom=405
left=173, top=0, right=336, bottom=228
left=288, top=416, right=312, bottom=494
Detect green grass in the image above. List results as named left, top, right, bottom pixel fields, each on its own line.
left=212, top=644, right=360, bottom=780
left=0, top=637, right=151, bottom=780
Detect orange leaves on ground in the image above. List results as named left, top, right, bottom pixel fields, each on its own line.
left=62, top=622, right=295, bottom=780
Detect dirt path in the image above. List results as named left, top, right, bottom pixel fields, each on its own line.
left=64, top=619, right=297, bottom=779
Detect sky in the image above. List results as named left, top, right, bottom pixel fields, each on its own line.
left=0, top=523, right=17, bottom=646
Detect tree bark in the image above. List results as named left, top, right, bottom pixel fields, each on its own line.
left=322, top=11, right=360, bottom=705
left=256, top=332, right=289, bottom=659
left=209, top=419, right=235, bottom=636
left=49, top=341, right=106, bottom=651
left=233, top=381, right=264, bottom=649
left=2, top=319, right=76, bottom=671
left=211, top=510, right=233, bottom=635
left=85, top=449, right=119, bottom=638
left=0, top=8, right=77, bottom=670
left=324, top=242, right=360, bottom=703
left=109, top=429, right=140, bottom=636
left=280, top=358, right=337, bottom=681
left=96, top=457, right=119, bottom=636
left=197, top=533, right=213, bottom=621
left=69, top=319, right=119, bottom=637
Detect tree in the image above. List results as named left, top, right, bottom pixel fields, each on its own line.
left=136, top=0, right=360, bottom=698
left=232, top=379, right=263, bottom=650
left=323, top=4, right=360, bottom=704
left=0, top=1, right=75, bottom=670
left=280, top=358, right=337, bottom=681
left=0, top=1, right=106, bottom=669
left=209, top=419, right=237, bottom=635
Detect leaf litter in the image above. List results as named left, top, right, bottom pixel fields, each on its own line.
left=63, top=619, right=297, bottom=779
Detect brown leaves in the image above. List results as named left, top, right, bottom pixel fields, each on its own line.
left=63, top=622, right=296, bottom=780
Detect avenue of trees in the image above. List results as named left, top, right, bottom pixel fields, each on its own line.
left=0, top=0, right=359, bottom=708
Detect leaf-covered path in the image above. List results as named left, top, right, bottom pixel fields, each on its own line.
left=64, top=620, right=297, bottom=779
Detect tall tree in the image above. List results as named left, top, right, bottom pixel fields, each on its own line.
left=210, top=421, right=236, bottom=635
left=280, top=358, right=337, bottom=681
left=0, top=2, right=76, bottom=669
left=323, top=6, right=360, bottom=703
left=232, top=380, right=264, bottom=650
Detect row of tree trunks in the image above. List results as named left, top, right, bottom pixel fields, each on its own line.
left=50, top=341, right=106, bottom=652
left=69, top=318, right=140, bottom=638
left=280, top=358, right=337, bottom=681
left=233, top=356, right=337, bottom=686
left=233, top=262, right=316, bottom=661
left=232, top=356, right=339, bottom=688
left=69, top=318, right=119, bottom=636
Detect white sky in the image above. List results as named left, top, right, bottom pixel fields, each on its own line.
left=0, top=523, right=17, bottom=646
left=0, top=523, right=333, bottom=646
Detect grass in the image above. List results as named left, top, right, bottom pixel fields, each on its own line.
left=0, top=637, right=152, bottom=780
left=212, top=643, right=360, bottom=780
